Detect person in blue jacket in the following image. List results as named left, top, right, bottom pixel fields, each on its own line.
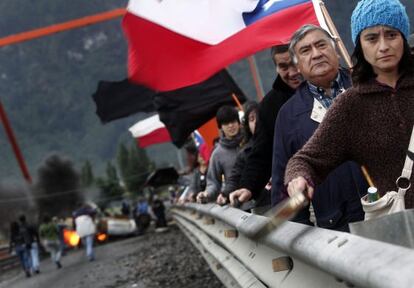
left=271, top=24, right=367, bottom=231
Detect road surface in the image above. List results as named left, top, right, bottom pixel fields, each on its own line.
left=0, top=225, right=224, bottom=288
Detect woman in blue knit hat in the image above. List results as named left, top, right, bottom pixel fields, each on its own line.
left=283, top=0, right=414, bottom=214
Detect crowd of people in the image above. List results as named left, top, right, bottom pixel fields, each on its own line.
left=8, top=214, right=64, bottom=277
left=8, top=197, right=169, bottom=278
left=177, top=0, right=414, bottom=232
left=8, top=202, right=99, bottom=278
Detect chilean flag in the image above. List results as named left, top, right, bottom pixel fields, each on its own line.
left=193, top=130, right=212, bottom=163
left=122, top=0, right=328, bottom=91
left=128, top=114, right=172, bottom=148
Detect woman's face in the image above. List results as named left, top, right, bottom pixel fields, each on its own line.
left=197, top=154, right=206, bottom=166
left=360, top=25, right=404, bottom=76
left=248, top=110, right=257, bottom=135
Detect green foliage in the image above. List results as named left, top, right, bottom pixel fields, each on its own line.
left=117, top=143, right=129, bottom=183
left=116, top=143, right=154, bottom=195
left=96, top=161, right=124, bottom=206
left=80, top=160, right=94, bottom=187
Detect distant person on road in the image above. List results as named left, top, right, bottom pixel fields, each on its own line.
left=18, top=214, right=40, bottom=275
left=168, top=186, right=177, bottom=204
left=8, top=221, right=31, bottom=278
left=134, top=197, right=151, bottom=235
left=54, top=217, right=67, bottom=256
left=152, top=195, right=167, bottom=228
left=73, top=203, right=97, bottom=262
left=39, top=215, right=63, bottom=269
left=121, top=200, right=130, bottom=217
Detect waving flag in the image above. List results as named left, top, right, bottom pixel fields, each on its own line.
left=122, top=0, right=328, bottom=91
left=92, top=79, right=156, bottom=123
left=193, top=130, right=212, bottom=163
left=153, top=70, right=246, bottom=147
left=92, top=70, right=245, bottom=147
left=128, top=114, right=171, bottom=148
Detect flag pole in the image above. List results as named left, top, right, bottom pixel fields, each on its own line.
left=318, top=1, right=352, bottom=69
left=0, top=8, right=126, bottom=48
left=318, top=1, right=375, bottom=187
left=231, top=93, right=244, bottom=111
left=0, top=99, right=32, bottom=183
left=247, top=56, right=265, bottom=101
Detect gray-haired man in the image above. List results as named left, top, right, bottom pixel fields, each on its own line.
left=269, top=24, right=367, bottom=231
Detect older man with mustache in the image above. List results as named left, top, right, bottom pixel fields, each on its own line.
left=270, top=25, right=368, bottom=231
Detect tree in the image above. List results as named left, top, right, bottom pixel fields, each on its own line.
left=80, top=160, right=94, bottom=187
left=116, top=142, right=154, bottom=195
left=120, top=145, right=154, bottom=195
left=96, top=161, right=124, bottom=206
left=117, top=143, right=129, bottom=186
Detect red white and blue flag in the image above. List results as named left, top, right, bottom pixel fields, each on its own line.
left=128, top=114, right=171, bottom=148
left=122, top=0, right=328, bottom=91
left=193, top=130, right=212, bottom=163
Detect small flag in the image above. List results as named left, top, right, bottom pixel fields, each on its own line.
left=128, top=114, right=171, bottom=148
left=193, top=130, right=212, bottom=163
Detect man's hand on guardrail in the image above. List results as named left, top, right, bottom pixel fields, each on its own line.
left=196, top=191, right=209, bottom=204
left=216, top=193, right=228, bottom=206
left=186, top=192, right=196, bottom=203
left=287, top=176, right=314, bottom=199
left=229, top=188, right=252, bottom=207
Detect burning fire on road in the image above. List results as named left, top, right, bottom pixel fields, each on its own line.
left=63, top=229, right=108, bottom=247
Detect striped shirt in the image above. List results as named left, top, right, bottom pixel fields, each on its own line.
left=307, top=73, right=346, bottom=109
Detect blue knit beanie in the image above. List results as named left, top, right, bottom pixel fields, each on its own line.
left=351, top=0, right=410, bottom=45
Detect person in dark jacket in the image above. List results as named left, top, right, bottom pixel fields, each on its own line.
left=273, top=25, right=367, bottom=231
left=152, top=196, right=167, bottom=228
left=186, top=153, right=208, bottom=202
left=230, top=44, right=301, bottom=205
left=133, top=198, right=151, bottom=235
left=9, top=221, right=31, bottom=277
left=217, top=101, right=259, bottom=205
left=18, top=215, right=40, bottom=275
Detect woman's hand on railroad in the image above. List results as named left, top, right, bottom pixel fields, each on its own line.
left=196, top=191, right=209, bottom=204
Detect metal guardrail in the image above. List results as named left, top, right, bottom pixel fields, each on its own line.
left=176, top=217, right=265, bottom=288
left=171, top=204, right=414, bottom=288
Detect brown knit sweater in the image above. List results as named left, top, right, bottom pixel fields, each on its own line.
left=285, top=72, right=414, bottom=208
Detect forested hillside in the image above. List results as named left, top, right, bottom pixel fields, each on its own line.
left=0, top=0, right=413, bottom=183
